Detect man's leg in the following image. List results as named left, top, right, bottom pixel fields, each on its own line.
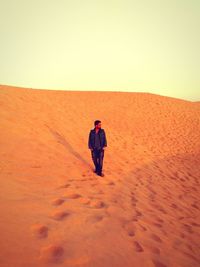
left=97, top=149, right=104, bottom=175
left=91, top=149, right=99, bottom=172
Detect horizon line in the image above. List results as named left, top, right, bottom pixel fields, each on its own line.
left=0, top=83, right=199, bottom=103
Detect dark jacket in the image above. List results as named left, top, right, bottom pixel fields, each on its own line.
left=88, top=128, right=107, bottom=149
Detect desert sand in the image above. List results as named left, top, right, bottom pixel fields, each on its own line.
left=0, top=84, right=200, bottom=267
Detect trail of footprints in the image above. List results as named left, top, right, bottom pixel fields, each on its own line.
left=120, top=177, right=169, bottom=267
left=122, top=189, right=145, bottom=254
left=124, top=169, right=199, bottom=267
left=30, top=170, right=170, bottom=267
left=30, top=171, right=114, bottom=264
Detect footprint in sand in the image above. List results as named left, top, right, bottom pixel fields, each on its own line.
left=130, top=195, right=137, bottom=202
left=191, top=222, right=200, bottom=227
left=79, top=178, right=88, bottom=182
left=68, top=178, right=76, bottom=182
left=110, top=197, right=118, bottom=204
left=191, top=203, right=199, bottom=210
left=170, top=203, right=182, bottom=211
left=130, top=195, right=138, bottom=206
left=86, top=214, right=104, bottom=223
left=131, top=210, right=143, bottom=221
left=31, top=224, right=48, bottom=238
left=153, top=222, right=163, bottom=228
left=50, top=210, right=70, bottom=220
left=39, top=244, right=64, bottom=264
left=62, top=193, right=82, bottom=199
left=182, top=224, right=193, bottom=234
left=124, top=222, right=136, bottom=237
left=133, top=241, right=144, bottom=252
left=150, top=233, right=162, bottom=243
left=155, top=217, right=164, bottom=224
left=105, top=181, right=115, bottom=186
left=152, top=204, right=167, bottom=215
left=79, top=197, right=91, bottom=205
left=131, top=216, right=138, bottom=222
left=179, top=232, right=186, bottom=239
left=182, top=251, right=199, bottom=263
left=148, top=246, right=160, bottom=255
left=146, top=185, right=156, bottom=194
left=138, top=223, right=147, bottom=232
left=135, top=210, right=142, bottom=217
left=57, top=183, right=71, bottom=189
left=89, top=200, right=106, bottom=209
left=51, top=198, right=65, bottom=206
left=148, top=194, right=156, bottom=201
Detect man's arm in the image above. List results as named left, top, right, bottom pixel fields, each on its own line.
left=88, top=130, right=93, bottom=149
left=103, top=130, right=107, bottom=147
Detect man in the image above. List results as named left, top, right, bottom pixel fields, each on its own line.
left=88, top=120, right=107, bottom=177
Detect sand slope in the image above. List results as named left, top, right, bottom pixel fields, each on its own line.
left=0, top=84, right=200, bottom=267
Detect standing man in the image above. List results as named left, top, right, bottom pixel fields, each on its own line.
left=88, top=120, right=107, bottom=177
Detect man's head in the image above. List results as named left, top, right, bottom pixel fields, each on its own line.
left=94, top=120, right=101, bottom=129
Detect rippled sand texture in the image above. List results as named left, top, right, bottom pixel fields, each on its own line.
left=0, top=85, right=200, bottom=267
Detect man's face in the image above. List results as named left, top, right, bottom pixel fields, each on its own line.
left=96, top=122, right=101, bottom=129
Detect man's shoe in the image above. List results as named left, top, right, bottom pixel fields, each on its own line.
left=97, top=172, right=104, bottom=177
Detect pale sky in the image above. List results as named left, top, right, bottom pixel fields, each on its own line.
left=0, top=0, right=200, bottom=101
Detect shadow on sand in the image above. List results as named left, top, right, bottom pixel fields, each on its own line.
left=45, top=124, right=92, bottom=169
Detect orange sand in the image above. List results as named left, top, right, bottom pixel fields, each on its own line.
left=0, top=84, right=200, bottom=267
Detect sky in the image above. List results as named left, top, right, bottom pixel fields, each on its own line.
left=0, top=0, right=200, bottom=101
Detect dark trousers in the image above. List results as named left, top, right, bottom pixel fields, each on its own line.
left=91, top=148, right=104, bottom=174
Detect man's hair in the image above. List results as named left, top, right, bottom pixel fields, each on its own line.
left=94, top=120, right=101, bottom=126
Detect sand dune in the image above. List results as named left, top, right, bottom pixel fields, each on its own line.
left=0, top=84, right=200, bottom=267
